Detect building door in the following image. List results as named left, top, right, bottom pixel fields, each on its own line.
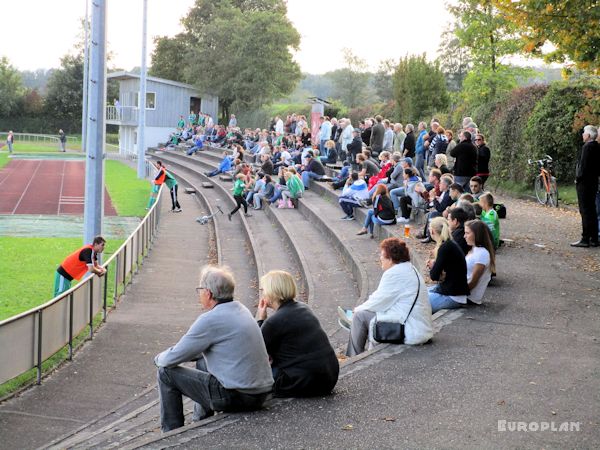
left=190, top=97, right=201, bottom=114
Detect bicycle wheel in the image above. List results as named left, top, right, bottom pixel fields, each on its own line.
left=548, top=176, right=559, bottom=207
left=534, top=175, right=547, bottom=205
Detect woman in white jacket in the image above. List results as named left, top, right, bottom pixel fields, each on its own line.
left=345, top=238, right=434, bottom=356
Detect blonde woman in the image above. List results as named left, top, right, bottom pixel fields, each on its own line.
left=255, top=270, right=339, bottom=397
left=434, top=153, right=450, bottom=175
left=425, top=217, right=469, bottom=313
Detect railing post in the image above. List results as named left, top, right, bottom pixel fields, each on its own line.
left=68, top=293, right=74, bottom=360
left=37, top=310, right=43, bottom=385
left=103, top=266, right=108, bottom=321
left=123, top=245, right=128, bottom=290
left=89, top=278, right=94, bottom=340
left=114, top=254, right=120, bottom=307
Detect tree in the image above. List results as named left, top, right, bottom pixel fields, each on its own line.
left=22, top=88, right=44, bottom=116
left=44, top=54, right=84, bottom=131
left=372, top=59, right=396, bottom=102
left=449, top=0, right=537, bottom=104
left=437, top=25, right=472, bottom=91
left=329, top=49, right=371, bottom=108
left=149, top=34, right=187, bottom=82
left=0, top=57, right=25, bottom=117
left=493, top=0, right=600, bottom=74
left=393, top=55, right=449, bottom=123
left=160, top=0, right=301, bottom=120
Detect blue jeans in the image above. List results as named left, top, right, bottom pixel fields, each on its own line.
left=596, top=191, right=600, bottom=240
left=390, top=187, right=406, bottom=210
left=301, top=171, right=322, bottom=189
left=363, top=209, right=387, bottom=234
left=428, top=286, right=463, bottom=313
left=454, top=175, right=471, bottom=193
left=415, top=153, right=425, bottom=179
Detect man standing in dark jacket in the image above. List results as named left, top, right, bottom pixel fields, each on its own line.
left=403, top=124, right=416, bottom=158
left=475, top=133, right=491, bottom=187
left=347, top=128, right=364, bottom=169
left=450, top=131, right=478, bottom=191
left=370, top=115, right=385, bottom=156
left=572, top=125, right=600, bottom=247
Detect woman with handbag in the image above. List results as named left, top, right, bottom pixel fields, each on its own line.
left=344, top=238, right=434, bottom=356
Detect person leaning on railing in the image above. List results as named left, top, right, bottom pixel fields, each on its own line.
left=54, top=236, right=107, bottom=297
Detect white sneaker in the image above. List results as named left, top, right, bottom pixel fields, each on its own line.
left=337, top=306, right=353, bottom=326
left=397, top=217, right=409, bottom=223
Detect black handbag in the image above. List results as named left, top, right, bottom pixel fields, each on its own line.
left=373, top=267, right=420, bottom=344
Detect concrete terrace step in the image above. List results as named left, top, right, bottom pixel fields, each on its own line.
left=153, top=152, right=310, bottom=303
left=149, top=154, right=261, bottom=310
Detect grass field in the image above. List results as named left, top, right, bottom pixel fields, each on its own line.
left=105, top=160, right=151, bottom=216
left=0, top=160, right=149, bottom=322
left=0, top=153, right=8, bottom=169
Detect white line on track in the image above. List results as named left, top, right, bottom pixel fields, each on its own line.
left=0, top=159, right=24, bottom=188
left=11, top=160, right=42, bottom=214
left=57, top=160, right=66, bottom=214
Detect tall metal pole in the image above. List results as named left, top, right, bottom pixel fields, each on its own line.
left=83, top=0, right=107, bottom=244
left=137, top=0, right=148, bottom=179
left=81, top=0, right=89, bottom=153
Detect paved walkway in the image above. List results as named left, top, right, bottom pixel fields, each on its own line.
left=0, top=192, right=212, bottom=449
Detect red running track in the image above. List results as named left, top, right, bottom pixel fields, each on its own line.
left=0, top=160, right=117, bottom=216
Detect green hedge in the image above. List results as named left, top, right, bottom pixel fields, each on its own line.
left=475, top=78, right=600, bottom=184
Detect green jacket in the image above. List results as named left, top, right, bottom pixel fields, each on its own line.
left=164, top=171, right=177, bottom=189
left=287, top=175, right=304, bottom=198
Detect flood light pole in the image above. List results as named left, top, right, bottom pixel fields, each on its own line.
left=83, top=0, right=107, bottom=244
left=81, top=0, right=90, bottom=154
left=137, top=0, right=148, bottom=179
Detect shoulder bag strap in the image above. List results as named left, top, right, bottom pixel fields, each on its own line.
left=402, top=266, right=421, bottom=324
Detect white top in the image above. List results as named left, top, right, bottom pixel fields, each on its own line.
left=466, top=246, right=491, bottom=304
left=355, top=262, right=434, bottom=345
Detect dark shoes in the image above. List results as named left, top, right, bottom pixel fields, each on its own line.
left=356, top=229, right=368, bottom=236
left=570, top=239, right=592, bottom=248
left=420, top=237, right=433, bottom=244
left=227, top=213, right=232, bottom=221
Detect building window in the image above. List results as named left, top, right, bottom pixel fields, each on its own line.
left=134, top=92, right=156, bottom=110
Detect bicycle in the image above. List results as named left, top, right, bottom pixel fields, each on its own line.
left=528, top=155, right=558, bottom=207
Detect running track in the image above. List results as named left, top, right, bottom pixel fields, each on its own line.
left=0, top=159, right=117, bottom=215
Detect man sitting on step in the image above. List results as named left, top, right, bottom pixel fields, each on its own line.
left=155, top=265, right=273, bottom=432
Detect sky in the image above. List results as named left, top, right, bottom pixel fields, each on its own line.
left=0, top=0, right=455, bottom=74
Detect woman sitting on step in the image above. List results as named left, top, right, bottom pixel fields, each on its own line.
left=426, top=217, right=470, bottom=313
left=256, top=270, right=339, bottom=397
left=357, top=184, right=396, bottom=238
left=342, top=238, right=434, bottom=356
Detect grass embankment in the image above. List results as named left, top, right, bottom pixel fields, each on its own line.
left=0, top=153, right=8, bottom=169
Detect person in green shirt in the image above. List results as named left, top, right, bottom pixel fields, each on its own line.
left=228, top=174, right=252, bottom=220
left=280, top=168, right=304, bottom=208
left=165, top=170, right=181, bottom=212
left=480, top=193, right=499, bottom=248
left=177, top=115, right=185, bottom=128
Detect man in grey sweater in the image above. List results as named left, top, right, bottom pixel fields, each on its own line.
left=155, top=265, right=274, bottom=432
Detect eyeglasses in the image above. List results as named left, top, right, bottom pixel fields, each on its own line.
left=196, top=286, right=208, bottom=295
left=475, top=138, right=483, bottom=142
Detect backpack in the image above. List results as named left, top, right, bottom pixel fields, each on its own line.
left=494, top=203, right=507, bottom=219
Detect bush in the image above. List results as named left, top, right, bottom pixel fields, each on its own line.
left=523, top=79, right=600, bottom=182
left=486, top=85, right=549, bottom=183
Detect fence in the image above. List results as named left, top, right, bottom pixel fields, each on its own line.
left=0, top=186, right=164, bottom=386
left=0, top=132, right=78, bottom=146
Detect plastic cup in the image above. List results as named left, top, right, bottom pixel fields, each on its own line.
left=404, top=224, right=410, bottom=238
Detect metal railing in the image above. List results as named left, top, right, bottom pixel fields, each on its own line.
left=106, top=105, right=138, bottom=124
left=0, top=132, right=78, bottom=145
left=0, top=186, right=164, bottom=386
